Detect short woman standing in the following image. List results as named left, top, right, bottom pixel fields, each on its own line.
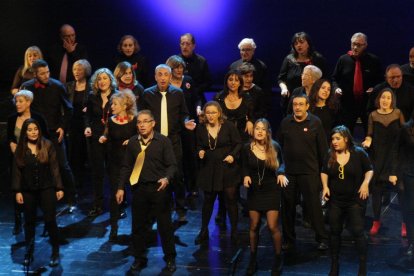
left=321, top=125, right=373, bottom=276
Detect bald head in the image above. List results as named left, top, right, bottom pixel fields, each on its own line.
left=409, top=47, right=414, bottom=68
left=60, top=24, right=76, bottom=44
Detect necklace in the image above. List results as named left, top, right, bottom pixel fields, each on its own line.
left=254, top=143, right=266, bottom=153
left=256, top=156, right=266, bottom=186
left=207, top=124, right=220, bottom=150
left=115, top=115, right=129, bottom=123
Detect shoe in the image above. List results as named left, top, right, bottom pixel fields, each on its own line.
left=401, top=223, right=407, bottom=238
left=68, top=204, right=76, bottom=214
left=195, top=229, right=209, bottom=245
left=163, top=259, right=176, bottom=273
left=49, top=252, right=60, bottom=267
left=178, top=214, right=187, bottom=222
left=406, top=244, right=414, bottom=256
left=271, top=254, right=283, bottom=276
left=41, top=226, right=49, bottom=237
left=317, top=242, right=329, bottom=251
left=88, top=207, right=103, bottom=217
left=130, top=258, right=148, bottom=271
left=328, top=257, right=339, bottom=276
left=119, top=210, right=127, bottom=219
left=369, top=221, right=381, bottom=235
left=246, top=258, right=257, bottom=275
left=357, top=257, right=367, bottom=276
left=23, top=252, right=33, bottom=266
left=109, top=228, right=118, bottom=242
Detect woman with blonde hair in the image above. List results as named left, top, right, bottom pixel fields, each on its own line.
left=11, top=46, right=43, bottom=95
left=98, top=90, right=137, bottom=241
left=84, top=68, right=118, bottom=216
left=242, top=118, right=288, bottom=275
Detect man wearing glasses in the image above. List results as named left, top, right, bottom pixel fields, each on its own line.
left=277, top=94, right=329, bottom=252
left=332, top=32, right=382, bottom=133
left=116, top=109, right=178, bottom=273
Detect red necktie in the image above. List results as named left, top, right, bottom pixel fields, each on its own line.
left=348, top=51, right=363, bottom=102
left=59, top=53, right=68, bottom=83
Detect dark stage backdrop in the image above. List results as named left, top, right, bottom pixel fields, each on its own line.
left=1, top=0, right=413, bottom=99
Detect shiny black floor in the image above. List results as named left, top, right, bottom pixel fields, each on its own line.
left=1, top=182, right=413, bottom=276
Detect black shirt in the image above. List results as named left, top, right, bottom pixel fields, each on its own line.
left=230, top=58, right=269, bottom=94
left=138, top=84, right=190, bottom=144
left=277, top=113, right=328, bottom=174
left=322, top=147, right=372, bottom=204
left=21, top=78, right=73, bottom=131
left=118, top=132, right=177, bottom=189
left=401, top=63, right=414, bottom=87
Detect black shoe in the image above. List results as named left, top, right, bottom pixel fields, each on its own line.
left=246, top=256, right=257, bottom=275
left=195, top=229, right=209, bottom=245
left=163, top=259, right=176, bottom=273
left=358, top=257, right=367, bottom=276
left=406, top=244, right=414, bottom=256
left=328, top=257, right=339, bottom=276
left=41, top=226, right=49, bottom=237
left=49, top=253, right=60, bottom=267
left=109, top=228, right=118, bottom=242
left=130, top=258, right=148, bottom=271
left=317, top=242, right=329, bottom=251
left=271, top=254, right=283, bottom=276
left=88, top=207, right=103, bottom=217
left=68, top=204, right=76, bottom=214
left=119, top=210, right=127, bottom=219
left=23, top=252, right=33, bottom=266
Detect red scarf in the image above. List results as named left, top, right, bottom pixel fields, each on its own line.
left=119, top=83, right=135, bottom=90
left=34, top=81, right=46, bottom=89
left=348, top=51, right=363, bottom=102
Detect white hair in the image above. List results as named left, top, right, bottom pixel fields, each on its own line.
left=304, top=65, right=322, bottom=80
left=351, top=32, right=367, bottom=43
left=238, top=38, right=256, bottom=49
left=155, top=64, right=171, bottom=74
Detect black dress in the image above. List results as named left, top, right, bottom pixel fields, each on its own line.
left=311, top=105, right=338, bottom=141
left=367, top=109, right=404, bottom=185
left=196, top=121, right=242, bottom=192
left=241, top=142, right=284, bottom=211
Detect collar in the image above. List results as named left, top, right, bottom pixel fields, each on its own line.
left=289, top=113, right=310, bottom=122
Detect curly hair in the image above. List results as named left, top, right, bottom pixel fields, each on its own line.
left=90, top=68, right=117, bottom=95
left=110, top=89, right=137, bottom=118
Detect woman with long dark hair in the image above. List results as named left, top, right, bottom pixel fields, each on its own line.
left=321, top=125, right=373, bottom=276
left=242, top=118, right=288, bottom=275
left=12, top=118, right=64, bottom=267
left=114, top=61, right=144, bottom=101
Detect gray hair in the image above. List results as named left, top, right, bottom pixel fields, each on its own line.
left=73, top=59, right=92, bottom=77
left=304, top=65, right=322, bottom=81
left=14, top=90, right=34, bottom=102
left=238, top=38, right=256, bottom=49
left=351, top=32, right=367, bottom=43
left=155, top=64, right=172, bottom=74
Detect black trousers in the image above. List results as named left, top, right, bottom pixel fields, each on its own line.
left=281, top=174, right=328, bottom=244
left=403, top=173, right=414, bottom=244
left=131, top=183, right=176, bottom=261
left=88, top=138, right=108, bottom=209
left=50, top=131, right=76, bottom=203
left=181, top=129, right=198, bottom=194
left=67, top=126, right=88, bottom=188
left=22, top=188, right=59, bottom=249
left=171, top=137, right=186, bottom=216
left=329, top=201, right=367, bottom=258
left=339, top=100, right=368, bottom=134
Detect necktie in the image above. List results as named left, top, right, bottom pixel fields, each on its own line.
left=59, top=53, right=68, bottom=83
left=129, top=139, right=151, bottom=185
left=160, top=91, right=168, bottom=136
left=349, top=51, right=363, bottom=102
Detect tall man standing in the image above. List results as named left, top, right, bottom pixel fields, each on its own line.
left=21, top=59, right=76, bottom=210
left=179, top=33, right=212, bottom=106
left=48, top=24, right=88, bottom=83
left=332, top=32, right=382, bottom=133
left=277, top=94, right=329, bottom=251
left=116, top=110, right=177, bottom=273
left=138, top=64, right=196, bottom=221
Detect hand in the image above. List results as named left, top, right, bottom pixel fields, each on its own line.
left=199, top=150, right=205, bottom=159
left=243, top=176, right=252, bottom=188
left=185, top=119, right=196, bottom=130
left=82, top=107, right=87, bottom=113
left=277, top=175, right=289, bottom=187
left=335, top=88, right=343, bottom=96
left=98, top=136, right=107, bottom=144
left=223, top=155, right=234, bottom=164
left=245, top=121, right=254, bottom=136
left=56, top=191, right=64, bottom=201
left=122, top=139, right=129, bottom=146
left=361, top=138, right=371, bottom=148
left=196, top=106, right=202, bottom=116
left=116, top=189, right=124, bottom=204
left=281, top=89, right=289, bottom=97
left=11, top=88, right=19, bottom=95
left=84, top=127, right=92, bottom=137
left=358, top=183, right=369, bottom=200
left=10, top=142, right=17, bottom=153
left=322, top=187, right=330, bottom=201
left=366, top=87, right=374, bottom=94
left=63, top=40, right=77, bottom=53
left=389, top=175, right=398, bottom=186
left=56, top=128, right=64, bottom=143
left=157, top=177, right=169, bottom=191
left=16, top=193, right=24, bottom=204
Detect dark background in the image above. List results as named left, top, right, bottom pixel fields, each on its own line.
left=1, top=0, right=413, bottom=102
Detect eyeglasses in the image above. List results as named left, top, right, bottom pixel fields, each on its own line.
left=137, top=120, right=154, bottom=125
left=338, top=165, right=344, bottom=180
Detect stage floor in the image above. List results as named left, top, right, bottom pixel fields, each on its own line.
left=0, top=182, right=413, bottom=276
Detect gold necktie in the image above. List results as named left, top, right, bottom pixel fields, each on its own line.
left=129, top=139, right=151, bottom=185
left=160, top=91, right=168, bottom=136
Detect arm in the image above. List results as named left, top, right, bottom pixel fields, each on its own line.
left=358, top=170, right=373, bottom=200
left=161, top=137, right=178, bottom=184
left=48, top=141, right=64, bottom=191
left=277, top=57, right=290, bottom=96
left=361, top=112, right=374, bottom=148
left=227, top=122, right=242, bottom=161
